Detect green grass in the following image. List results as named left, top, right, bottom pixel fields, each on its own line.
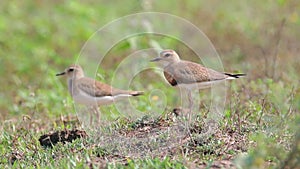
left=1, top=0, right=300, bottom=168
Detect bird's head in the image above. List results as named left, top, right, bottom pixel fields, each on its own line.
left=56, top=64, right=84, bottom=79
left=150, top=49, right=180, bottom=65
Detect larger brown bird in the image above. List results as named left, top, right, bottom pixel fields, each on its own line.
left=150, top=49, right=245, bottom=111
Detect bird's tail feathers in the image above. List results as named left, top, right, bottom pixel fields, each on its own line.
left=225, top=73, right=246, bottom=79
left=130, top=91, right=144, bottom=96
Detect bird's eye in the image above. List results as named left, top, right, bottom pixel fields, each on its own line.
left=69, top=68, right=74, bottom=72
left=165, top=53, right=171, bottom=57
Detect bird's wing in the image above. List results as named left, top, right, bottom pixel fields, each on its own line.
left=77, top=77, right=140, bottom=97
left=164, top=61, right=227, bottom=85
left=163, top=71, right=178, bottom=86
left=76, top=77, right=113, bottom=97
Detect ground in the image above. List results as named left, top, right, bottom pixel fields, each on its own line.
left=1, top=0, right=300, bottom=168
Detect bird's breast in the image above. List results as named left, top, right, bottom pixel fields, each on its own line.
left=68, top=79, right=79, bottom=96
left=163, top=71, right=178, bottom=86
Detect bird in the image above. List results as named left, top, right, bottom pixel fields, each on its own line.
left=150, top=49, right=245, bottom=112
left=56, top=65, right=143, bottom=123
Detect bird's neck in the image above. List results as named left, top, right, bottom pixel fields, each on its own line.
left=165, top=60, right=180, bottom=67
left=67, top=78, right=74, bottom=96
left=71, top=73, right=84, bottom=80
left=67, top=76, right=81, bottom=96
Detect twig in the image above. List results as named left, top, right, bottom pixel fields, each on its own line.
left=271, top=18, right=286, bottom=80
left=257, top=96, right=267, bottom=126
left=285, top=86, right=296, bottom=119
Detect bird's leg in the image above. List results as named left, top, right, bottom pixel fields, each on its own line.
left=89, top=106, right=101, bottom=127
left=182, top=90, right=193, bottom=136
left=188, top=90, right=194, bottom=114
left=94, top=106, right=101, bottom=125
left=89, top=107, right=94, bottom=126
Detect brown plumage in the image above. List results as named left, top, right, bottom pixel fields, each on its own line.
left=151, top=49, right=246, bottom=88
left=56, top=64, right=143, bottom=106
left=76, top=77, right=143, bottom=97
left=150, top=49, right=245, bottom=112
left=163, top=61, right=230, bottom=86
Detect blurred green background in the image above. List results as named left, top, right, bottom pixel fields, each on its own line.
left=1, top=0, right=299, bottom=119
left=0, top=0, right=299, bottom=168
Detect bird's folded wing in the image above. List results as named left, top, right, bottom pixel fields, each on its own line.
left=76, top=77, right=127, bottom=97
left=165, top=61, right=227, bottom=84
left=77, top=77, right=138, bottom=97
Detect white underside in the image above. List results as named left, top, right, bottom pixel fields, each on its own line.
left=177, top=79, right=227, bottom=90
left=73, top=90, right=132, bottom=106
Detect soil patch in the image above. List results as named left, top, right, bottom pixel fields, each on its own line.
left=39, top=129, right=87, bottom=147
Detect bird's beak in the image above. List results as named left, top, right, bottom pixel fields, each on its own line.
left=56, top=72, right=66, bottom=76
left=150, top=57, right=162, bottom=62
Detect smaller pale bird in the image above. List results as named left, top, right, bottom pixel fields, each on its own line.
left=56, top=65, right=143, bottom=106
left=150, top=49, right=245, bottom=111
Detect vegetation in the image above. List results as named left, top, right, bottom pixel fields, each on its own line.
left=1, top=0, right=299, bottom=168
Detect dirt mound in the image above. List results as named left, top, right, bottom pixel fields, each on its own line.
left=39, top=129, right=87, bottom=147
